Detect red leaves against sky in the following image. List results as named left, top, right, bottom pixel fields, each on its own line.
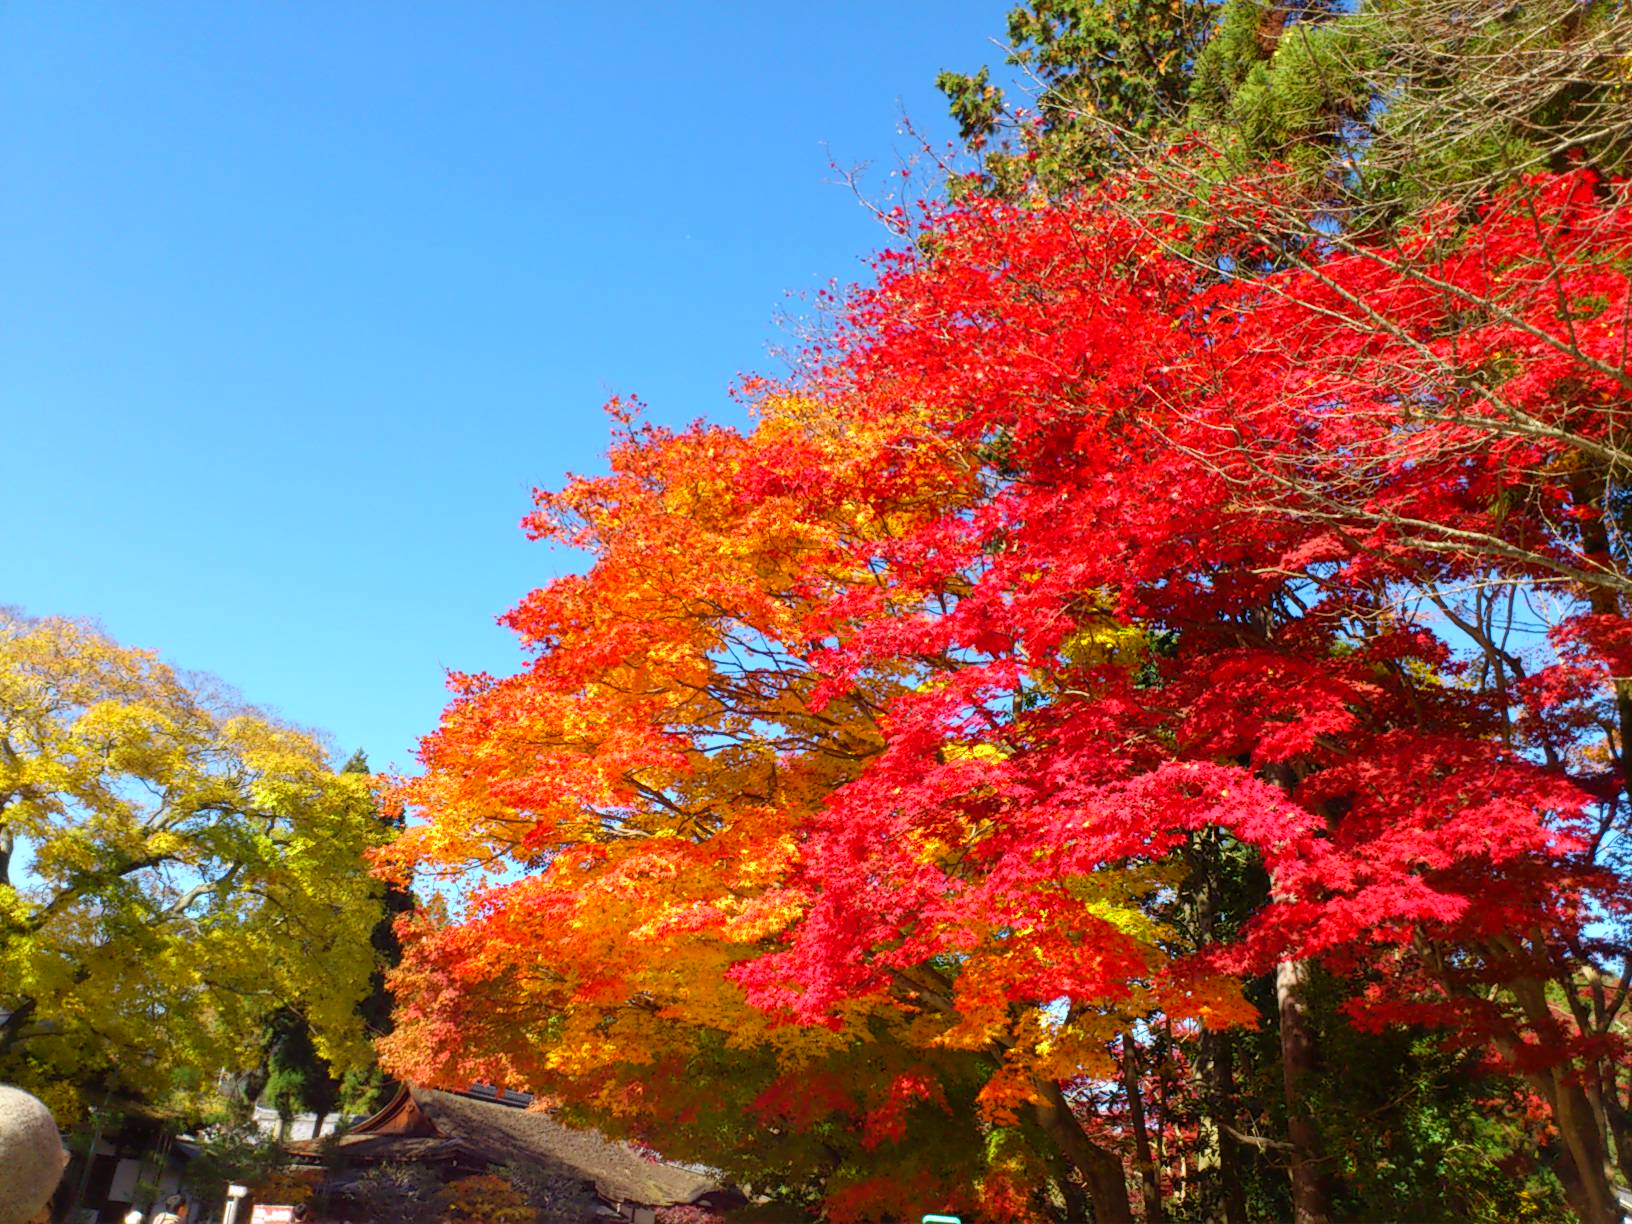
left=383, top=168, right=1632, bottom=1216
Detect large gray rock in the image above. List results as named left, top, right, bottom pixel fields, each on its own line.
left=0, top=1085, right=68, bottom=1223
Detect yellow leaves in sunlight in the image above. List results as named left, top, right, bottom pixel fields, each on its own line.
left=719, top=888, right=809, bottom=941
left=1059, top=616, right=1147, bottom=669
left=969, top=1006, right=1126, bottom=1126
left=0, top=610, right=387, bottom=1118
left=975, top=1066, right=1046, bottom=1126
left=970, top=1005, right=1122, bottom=1126
left=1068, top=861, right=1183, bottom=946
left=1165, top=973, right=1261, bottom=1031
left=941, top=741, right=1011, bottom=763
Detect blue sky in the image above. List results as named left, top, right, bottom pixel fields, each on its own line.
left=2, top=3, right=1010, bottom=771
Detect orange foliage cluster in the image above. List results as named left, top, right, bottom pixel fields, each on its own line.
left=379, top=170, right=1632, bottom=1221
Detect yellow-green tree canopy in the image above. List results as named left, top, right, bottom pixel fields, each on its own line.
left=0, top=610, right=386, bottom=1121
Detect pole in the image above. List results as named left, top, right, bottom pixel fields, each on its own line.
left=70, top=1091, right=113, bottom=1221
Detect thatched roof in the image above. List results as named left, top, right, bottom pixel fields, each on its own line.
left=291, top=1085, right=719, bottom=1210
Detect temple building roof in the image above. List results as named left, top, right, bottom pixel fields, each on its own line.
left=287, top=1084, right=723, bottom=1217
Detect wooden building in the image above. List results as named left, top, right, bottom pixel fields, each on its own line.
left=285, top=1084, right=737, bottom=1223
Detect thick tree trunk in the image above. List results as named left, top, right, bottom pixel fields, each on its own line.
left=1034, top=1078, right=1134, bottom=1223
left=1278, top=957, right=1331, bottom=1223
left=1548, top=1072, right=1621, bottom=1223
left=1504, top=976, right=1622, bottom=1222
left=1121, top=1033, right=1165, bottom=1222
left=1197, top=1028, right=1249, bottom=1224
left=1259, top=763, right=1333, bottom=1224
left=1601, top=1068, right=1632, bottom=1189
left=1186, top=827, right=1250, bottom=1223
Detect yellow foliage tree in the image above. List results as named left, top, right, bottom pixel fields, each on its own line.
left=0, top=610, right=386, bottom=1120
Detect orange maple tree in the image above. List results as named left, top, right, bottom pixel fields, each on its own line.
left=382, top=168, right=1632, bottom=1221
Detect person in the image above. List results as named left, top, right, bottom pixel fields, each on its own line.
left=151, top=1194, right=188, bottom=1224
left=0, top=1084, right=70, bottom=1224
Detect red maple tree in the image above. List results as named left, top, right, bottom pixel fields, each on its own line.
left=383, top=169, right=1632, bottom=1222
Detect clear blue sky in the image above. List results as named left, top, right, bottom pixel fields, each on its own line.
left=1, top=3, right=1010, bottom=771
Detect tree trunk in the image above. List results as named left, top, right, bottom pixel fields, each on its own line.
left=1198, top=1028, right=1249, bottom=1224
left=1601, top=1067, right=1632, bottom=1189
left=1258, top=763, right=1333, bottom=1223
left=1052, top=1151, right=1093, bottom=1224
left=1506, top=976, right=1621, bottom=1223
left=1561, top=476, right=1632, bottom=1221
left=1155, top=1027, right=1178, bottom=1216
left=1278, top=957, right=1331, bottom=1223
left=0, top=996, right=37, bottom=1054
left=1034, top=1078, right=1134, bottom=1223
left=1572, top=468, right=1632, bottom=803
left=1122, top=1033, right=1165, bottom=1222
left=1548, top=1072, right=1621, bottom=1223
left=1186, top=827, right=1250, bottom=1224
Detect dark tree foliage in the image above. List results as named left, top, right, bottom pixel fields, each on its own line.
left=943, top=0, right=1632, bottom=218
left=938, top=0, right=1216, bottom=197
left=254, top=749, right=414, bottom=1126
